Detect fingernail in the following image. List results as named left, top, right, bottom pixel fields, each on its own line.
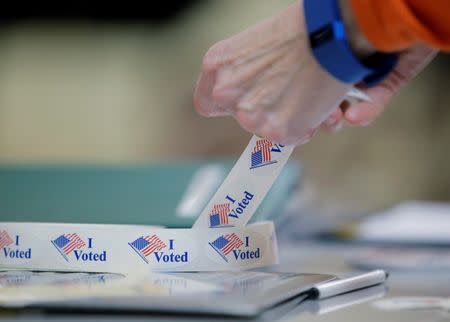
left=346, top=88, right=372, bottom=103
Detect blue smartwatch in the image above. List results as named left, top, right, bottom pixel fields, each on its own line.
left=303, top=0, right=398, bottom=86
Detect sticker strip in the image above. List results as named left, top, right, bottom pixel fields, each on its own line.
left=194, top=135, right=294, bottom=228
left=0, top=221, right=277, bottom=273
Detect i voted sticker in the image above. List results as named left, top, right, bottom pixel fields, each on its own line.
left=51, top=234, right=106, bottom=263
left=208, top=190, right=256, bottom=228
left=207, top=230, right=268, bottom=268
left=128, top=234, right=194, bottom=270
left=1, top=232, right=32, bottom=260
left=195, top=135, right=294, bottom=229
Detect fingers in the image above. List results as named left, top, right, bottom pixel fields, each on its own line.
left=193, top=3, right=350, bottom=146
left=344, top=85, right=392, bottom=125
left=194, top=8, right=437, bottom=146
left=320, top=108, right=344, bottom=133
left=343, top=45, right=437, bottom=126
left=233, top=109, right=266, bottom=135
left=265, top=56, right=349, bottom=144
left=193, top=4, right=302, bottom=119
left=193, top=53, right=228, bottom=117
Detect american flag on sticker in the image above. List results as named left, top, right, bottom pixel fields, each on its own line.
left=51, top=233, right=86, bottom=261
left=209, top=203, right=230, bottom=227
left=209, top=233, right=243, bottom=262
left=0, top=230, right=13, bottom=249
left=250, top=139, right=277, bottom=169
left=129, top=235, right=166, bottom=263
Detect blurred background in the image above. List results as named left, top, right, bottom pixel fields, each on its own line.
left=1, top=2, right=450, bottom=310
left=0, top=0, right=449, bottom=217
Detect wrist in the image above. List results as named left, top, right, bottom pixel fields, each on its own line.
left=303, top=0, right=398, bottom=86
left=338, top=0, right=376, bottom=59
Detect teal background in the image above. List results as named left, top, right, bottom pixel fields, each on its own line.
left=0, top=162, right=301, bottom=228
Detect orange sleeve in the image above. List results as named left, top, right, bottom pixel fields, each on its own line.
left=349, top=0, right=450, bottom=52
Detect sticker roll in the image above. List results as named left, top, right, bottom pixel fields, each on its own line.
left=0, top=221, right=278, bottom=274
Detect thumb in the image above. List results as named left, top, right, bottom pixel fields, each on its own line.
left=344, top=44, right=437, bottom=125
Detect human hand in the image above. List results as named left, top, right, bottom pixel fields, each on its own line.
left=193, top=2, right=436, bottom=145
left=194, top=2, right=351, bottom=145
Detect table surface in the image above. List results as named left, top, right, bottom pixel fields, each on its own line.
left=1, top=241, right=449, bottom=322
